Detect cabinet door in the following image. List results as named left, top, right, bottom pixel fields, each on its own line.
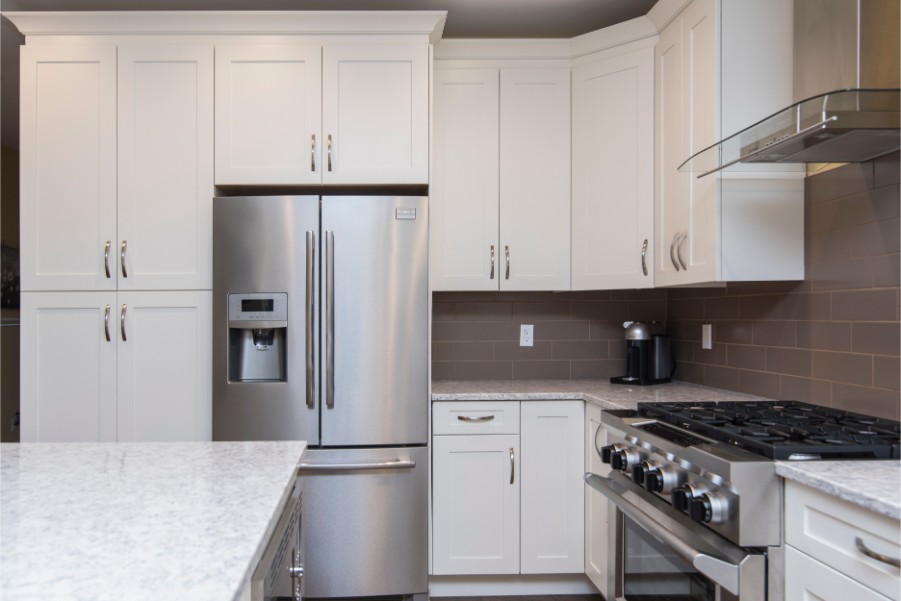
left=117, top=291, right=211, bottom=442
left=585, top=403, right=610, bottom=594
left=499, top=69, right=571, bottom=290
left=20, top=292, right=117, bottom=442
left=215, top=45, right=322, bottom=185
left=785, top=546, right=892, bottom=601
left=20, top=45, right=117, bottom=292
left=432, top=434, right=520, bottom=575
left=431, top=69, right=500, bottom=291
left=520, top=400, right=584, bottom=573
left=572, top=47, right=654, bottom=290
left=118, top=45, right=214, bottom=290
left=322, top=45, right=428, bottom=184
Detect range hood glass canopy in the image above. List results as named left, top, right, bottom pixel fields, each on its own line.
left=680, top=88, right=900, bottom=177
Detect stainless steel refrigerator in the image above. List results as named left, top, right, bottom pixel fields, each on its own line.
left=213, top=195, right=428, bottom=600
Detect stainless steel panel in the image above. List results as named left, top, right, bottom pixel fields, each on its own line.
left=213, top=195, right=320, bottom=443
left=320, top=196, right=429, bottom=446
left=300, top=447, right=428, bottom=598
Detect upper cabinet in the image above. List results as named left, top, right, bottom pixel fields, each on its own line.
left=431, top=66, right=570, bottom=291
left=215, top=43, right=429, bottom=186
left=654, top=0, right=805, bottom=286
left=571, top=41, right=655, bottom=290
left=20, top=43, right=214, bottom=292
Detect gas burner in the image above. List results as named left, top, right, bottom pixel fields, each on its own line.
left=637, top=400, right=901, bottom=460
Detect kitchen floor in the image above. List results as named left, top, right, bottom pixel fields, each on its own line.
left=436, top=596, right=602, bottom=601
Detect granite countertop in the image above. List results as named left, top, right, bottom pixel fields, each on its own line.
left=432, top=379, right=901, bottom=520
left=1, top=441, right=307, bottom=601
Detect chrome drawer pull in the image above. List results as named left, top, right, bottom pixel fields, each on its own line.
left=104, top=304, right=111, bottom=342
left=310, top=134, right=316, bottom=172
left=104, top=241, right=111, bottom=278
left=676, top=232, right=688, bottom=271
left=509, top=448, right=515, bottom=484
left=670, top=235, right=680, bottom=271
left=856, top=536, right=901, bottom=568
left=505, top=245, right=510, bottom=280
left=641, top=238, right=648, bottom=276
left=120, top=240, right=128, bottom=278
left=490, top=245, right=496, bottom=280
left=120, top=304, right=127, bottom=342
left=457, top=415, right=495, bottom=423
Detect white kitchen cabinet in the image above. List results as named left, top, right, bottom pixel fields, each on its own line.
left=433, top=433, right=521, bottom=575
left=571, top=43, right=655, bottom=290
left=654, top=0, right=804, bottom=286
left=117, top=291, right=212, bottom=442
left=584, top=403, right=608, bottom=592
left=520, top=401, right=584, bottom=573
left=431, top=68, right=570, bottom=291
left=215, top=43, right=428, bottom=185
left=432, top=400, right=584, bottom=576
left=19, top=45, right=117, bottom=292
left=118, top=44, right=214, bottom=291
left=21, top=291, right=212, bottom=443
left=785, top=481, right=901, bottom=601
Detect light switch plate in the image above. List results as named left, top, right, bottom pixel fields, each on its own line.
left=520, top=324, right=534, bottom=347
left=702, top=324, right=713, bottom=350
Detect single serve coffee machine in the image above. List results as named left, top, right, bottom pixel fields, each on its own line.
left=610, top=321, right=674, bottom=385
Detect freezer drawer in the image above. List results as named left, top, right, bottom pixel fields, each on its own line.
left=298, top=446, right=428, bottom=598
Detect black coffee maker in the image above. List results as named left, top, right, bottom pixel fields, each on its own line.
left=610, top=321, right=674, bottom=385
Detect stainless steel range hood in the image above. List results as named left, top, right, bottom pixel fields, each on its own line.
left=681, top=0, right=900, bottom=177
left=681, top=88, right=900, bottom=177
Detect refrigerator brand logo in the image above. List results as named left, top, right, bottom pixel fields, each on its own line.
left=395, top=208, right=416, bottom=220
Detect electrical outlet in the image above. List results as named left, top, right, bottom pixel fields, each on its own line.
left=520, top=324, right=534, bottom=347
left=702, top=324, right=713, bottom=350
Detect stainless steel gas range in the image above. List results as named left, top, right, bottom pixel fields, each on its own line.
left=585, top=401, right=901, bottom=601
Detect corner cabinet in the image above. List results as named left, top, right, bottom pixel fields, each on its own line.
left=571, top=42, right=655, bottom=290
left=19, top=43, right=214, bottom=442
left=432, top=400, right=584, bottom=575
left=431, top=68, right=571, bottom=291
left=215, top=43, right=429, bottom=185
left=654, top=0, right=805, bottom=286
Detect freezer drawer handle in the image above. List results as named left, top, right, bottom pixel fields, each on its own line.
left=457, top=415, right=495, bottom=422
left=297, top=459, right=416, bottom=473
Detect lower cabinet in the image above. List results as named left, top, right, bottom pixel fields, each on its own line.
left=784, top=480, right=900, bottom=601
left=584, top=403, right=609, bottom=592
left=432, top=400, right=584, bottom=575
left=20, top=290, right=212, bottom=442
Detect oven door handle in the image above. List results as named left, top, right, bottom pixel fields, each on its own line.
left=585, top=473, right=743, bottom=596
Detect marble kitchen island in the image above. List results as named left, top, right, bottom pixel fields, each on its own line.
left=1, top=440, right=307, bottom=601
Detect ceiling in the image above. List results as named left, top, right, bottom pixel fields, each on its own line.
left=0, top=0, right=658, bottom=38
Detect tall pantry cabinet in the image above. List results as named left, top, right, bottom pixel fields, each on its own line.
left=19, top=44, right=213, bottom=442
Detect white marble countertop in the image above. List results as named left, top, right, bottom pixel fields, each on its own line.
left=1, top=441, right=307, bottom=601
left=432, top=379, right=901, bottom=519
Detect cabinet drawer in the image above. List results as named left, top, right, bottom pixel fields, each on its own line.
left=785, top=545, right=890, bottom=601
left=433, top=402, right=519, bottom=435
left=785, top=481, right=900, bottom=600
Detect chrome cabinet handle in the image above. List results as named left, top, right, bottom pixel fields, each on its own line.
left=297, top=459, right=416, bottom=472
left=505, top=245, right=510, bottom=280
left=120, top=240, right=128, bottom=278
left=327, top=134, right=333, bottom=172
left=457, top=415, right=495, bottom=422
left=641, top=238, right=649, bottom=276
left=509, top=448, right=515, bottom=484
left=490, top=245, right=495, bottom=280
left=310, top=134, right=316, bottom=172
left=120, top=304, right=127, bottom=342
left=305, top=231, right=315, bottom=409
left=856, top=536, right=901, bottom=568
left=104, top=304, right=111, bottom=342
left=104, top=241, right=111, bottom=278
left=325, top=230, right=335, bottom=408
left=670, top=235, right=680, bottom=271
left=676, top=232, right=688, bottom=271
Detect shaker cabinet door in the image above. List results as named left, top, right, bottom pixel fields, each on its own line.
left=321, top=44, right=429, bottom=184
left=118, top=45, right=214, bottom=290
left=20, top=292, right=118, bottom=442
left=20, top=45, right=117, bottom=292
left=215, top=44, right=322, bottom=185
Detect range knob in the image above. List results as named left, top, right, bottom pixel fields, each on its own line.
left=599, top=444, right=619, bottom=464
left=671, top=483, right=705, bottom=512
left=632, top=460, right=659, bottom=486
left=611, top=447, right=643, bottom=472
left=689, top=492, right=729, bottom=525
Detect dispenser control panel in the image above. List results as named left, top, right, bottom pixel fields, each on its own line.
left=228, top=293, right=288, bottom=324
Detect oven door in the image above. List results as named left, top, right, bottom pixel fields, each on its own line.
left=585, top=473, right=766, bottom=601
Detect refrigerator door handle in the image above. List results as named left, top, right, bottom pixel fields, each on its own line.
left=297, top=459, right=416, bottom=473
left=305, top=230, right=316, bottom=409
left=325, top=230, right=335, bottom=408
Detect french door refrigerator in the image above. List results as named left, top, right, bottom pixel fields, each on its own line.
left=213, top=195, right=428, bottom=600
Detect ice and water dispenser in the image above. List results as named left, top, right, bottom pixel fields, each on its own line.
left=227, top=292, right=288, bottom=382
